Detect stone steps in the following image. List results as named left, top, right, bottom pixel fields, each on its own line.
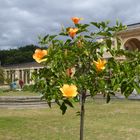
left=0, top=96, right=49, bottom=108
left=0, top=101, right=47, bottom=105
left=0, top=94, right=139, bottom=109
left=94, top=94, right=140, bottom=100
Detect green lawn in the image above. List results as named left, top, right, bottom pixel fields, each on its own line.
left=0, top=99, right=139, bottom=140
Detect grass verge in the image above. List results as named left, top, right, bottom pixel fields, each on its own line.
left=0, top=99, right=139, bottom=140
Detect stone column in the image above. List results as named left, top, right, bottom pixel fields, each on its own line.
left=7, top=71, right=10, bottom=80
left=10, top=70, right=12, bottom=83
left=4, top=70, right=7, bottom=80
left=13, top=70, right=16, bottom=81
left=26, top=69, right=30, bottom=84
left=11, top=70, right=14, bottom=82
left=29, top=69, right=35, bottom=84
left=24, top=70, right=28, bottom=85
left=22, top=70, right=24, bottom=83
left=3, top=70, right=7, bottom=84
left=15, top=70, right=19, bottom=80
left=23, top=70, right=26, bottom=84
left=19, top=70, right=22, bottom=80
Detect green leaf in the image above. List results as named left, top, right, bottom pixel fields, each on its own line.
left=64, top=99, right=74, bottom=108
left=81, top=24, right=89, bottom=29
left=133, top=82, right=140, bottom=94
left=116, top=19, right=119, bottom=26
left=101, top=21, right=106, bottom=28
left=76, top=24, right=89, bottom=29
left=64, top=39, right=72, bottom=45
left=55, top=99, right=61, bottom=106
left=121, top=81, right=134, bottom=98
left=84, top=35, right=92, bottom=39
left=90, top=22, right=100, bottom=28
left=59, top=32, right=68, bottom=36
left=109, top=92, right=115, bottom=96
left=106, top=39, right=112, bottom=49
left=49, top=35, right=57, bottom=41
left=44, top=34, right=49, bottom=40
left=106, top=93, right=110, bottom=103
left=98, top=32, right=109, bottom=36
left=121, top=81, right=127, bottom=94
left=60, top=102, right=67, bottom=115
left=47, top=101, right=52, bottom=108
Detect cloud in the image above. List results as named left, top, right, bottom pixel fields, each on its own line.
left=0, top=0, right=140, bottom=49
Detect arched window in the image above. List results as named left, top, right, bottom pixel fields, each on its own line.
left=124, top=38, right=140, bottom=51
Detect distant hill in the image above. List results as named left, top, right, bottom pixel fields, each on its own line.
left=0, top=45, right=40, bottom=66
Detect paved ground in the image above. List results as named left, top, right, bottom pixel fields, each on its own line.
left=115, top=94, right=140, bottom=100
left=0, top=94, right=139, bottom=109
left=0, top=96, right=48, bottom=109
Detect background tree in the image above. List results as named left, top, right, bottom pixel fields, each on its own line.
left=0, top=44, right=40, bottom=65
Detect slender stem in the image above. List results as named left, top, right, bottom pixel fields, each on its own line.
left=80, top=91, right=86, bottom=140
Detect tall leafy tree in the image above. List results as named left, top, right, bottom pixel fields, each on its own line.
left=0, top=44, right=39, bottom=65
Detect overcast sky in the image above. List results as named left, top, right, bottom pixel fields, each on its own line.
left=0, top=0, right=140, bottom=50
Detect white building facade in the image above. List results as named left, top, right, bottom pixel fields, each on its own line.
left=3, top=62, right=43, bottom=85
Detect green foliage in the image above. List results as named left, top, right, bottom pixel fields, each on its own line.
left=0, top=67, right=4, bottom=84
left=22, top=84, right=35, bottom=92
left=0, top=88, right=3, bottom=93
left=0, top=44, right=39, bottom=65
left=33, top=19, right=140, bottom=114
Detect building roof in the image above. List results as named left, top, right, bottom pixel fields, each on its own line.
left=127, top=22, right=140, bottom=29
left=3, top=62, right=43, bottom=69
left=117, top=22, right=140, bottom=36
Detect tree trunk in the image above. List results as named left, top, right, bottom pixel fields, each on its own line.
left=80, top=91, right=86, bottom=140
